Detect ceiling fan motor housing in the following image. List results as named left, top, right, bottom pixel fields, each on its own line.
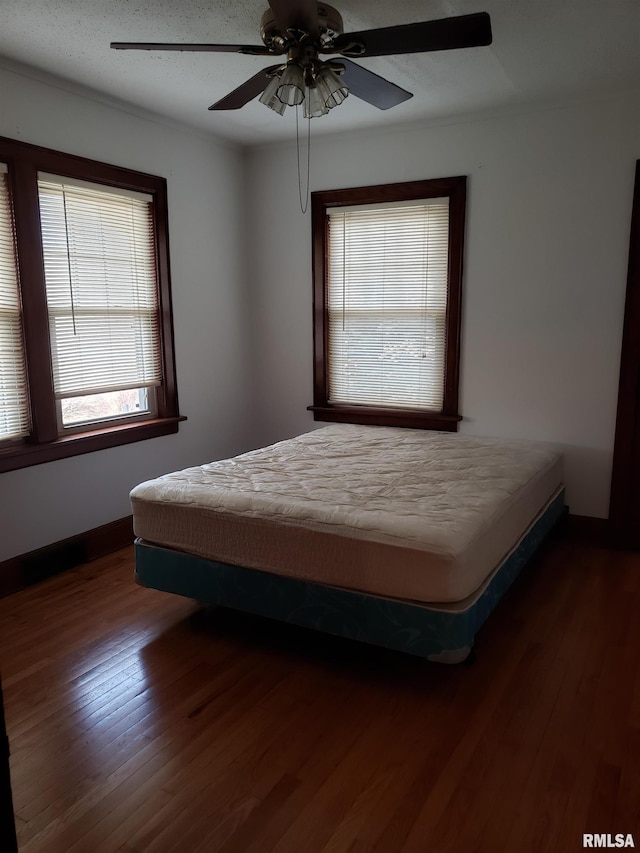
left=260, top=3, right=345, bottom=50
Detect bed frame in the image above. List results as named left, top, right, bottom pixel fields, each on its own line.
left=134, top=490, right=565, bottom=664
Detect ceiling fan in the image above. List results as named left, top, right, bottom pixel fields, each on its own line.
left=111, top=0, right=492, bottom=118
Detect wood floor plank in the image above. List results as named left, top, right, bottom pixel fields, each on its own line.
left=1, top=538, right=639, bottom=852
left=19, top=660, right=289, bottom=849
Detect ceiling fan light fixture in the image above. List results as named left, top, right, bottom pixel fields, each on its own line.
left=259, top=70, right=287, bottom=114
left=276, top=62, right=305, bottom=106
left=315, top=65, right=348, bottom=109
left=303, top=82, right=330, bottom=118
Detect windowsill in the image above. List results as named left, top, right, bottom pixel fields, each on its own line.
left=308, top=405, right=461, bottom=431
left=0, top=415, right=186, bottom=473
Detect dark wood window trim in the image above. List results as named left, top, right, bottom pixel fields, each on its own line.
left=609, top=160, right=640, bottom=548
left=0, top=135, right=182, bottom=474
left=309, top=177, right=466, bottom=431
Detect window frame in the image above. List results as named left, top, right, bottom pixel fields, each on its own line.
left=0, top=135, right=182, bottom=473
left=309, top=177, right=466, bottom=431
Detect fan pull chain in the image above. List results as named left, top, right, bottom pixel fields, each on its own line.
left=295, top=103, right=311, bottom=214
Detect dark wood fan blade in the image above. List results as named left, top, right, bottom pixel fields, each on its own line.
left=208, top=65, right=283, bottom=110
left=268, top=0, right=319, bottom=39
left=338, top=60, right=412, bottom=110
left=111, top=42, right=276, bottom=56
left=331, top=12, right=492, bottom=58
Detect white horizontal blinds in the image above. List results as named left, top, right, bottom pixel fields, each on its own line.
left=38, top=175, right=161, bottom=399
left=0, top=165, right=30, bottom=440
left=327, top=198, right=449, bottom=410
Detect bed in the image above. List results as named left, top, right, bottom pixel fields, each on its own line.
left=130, top=424, right=565, bottom=663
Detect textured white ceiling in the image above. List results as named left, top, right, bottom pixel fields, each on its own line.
left=1, top=0, right=639, bottom=145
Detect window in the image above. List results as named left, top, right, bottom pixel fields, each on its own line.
left=309, top=177, right=466, bottom=431
left=0, top=164, right=30, bottom=443
left=0, top=136, right=181, bottom=473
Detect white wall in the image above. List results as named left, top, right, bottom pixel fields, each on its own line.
left=245, top=95, right=640, bottom=518
left=0, top=64, right=252, bottom=561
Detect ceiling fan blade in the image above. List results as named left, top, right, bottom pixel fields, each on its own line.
left=268, top=0, right=319, bottom=39
left=111, top=42, right=276, bottom=56
left=331, top=12, right=492, bottom=58
left=338, top=60, right=412, bottom=110
left=208, top=65, right=283, bottom=110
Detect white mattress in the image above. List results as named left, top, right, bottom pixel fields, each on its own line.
left=130, top=425, right=563, bottom=603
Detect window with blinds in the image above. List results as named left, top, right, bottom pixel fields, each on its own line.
left=326, top=199, right=449, bottom=411
left=0, top=165, right=30, bottom=441
left=311, top=177, right=465, bottom=431
left=0, top=135, right=180, bottom=473
left=38, top=175, right=161, bottom=429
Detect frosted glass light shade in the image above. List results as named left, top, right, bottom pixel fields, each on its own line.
left=259, top=72, right=286, bottom=115
left=276, top=63, right=305, bottom=106
left=259, top=62, right=348, bottom=118
left=304, top=84, right=329, bottom=118
left=316, top=66, right=348, bottom=109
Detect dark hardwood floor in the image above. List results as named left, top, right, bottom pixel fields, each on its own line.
left=0, top=537, right=638, bottom=852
